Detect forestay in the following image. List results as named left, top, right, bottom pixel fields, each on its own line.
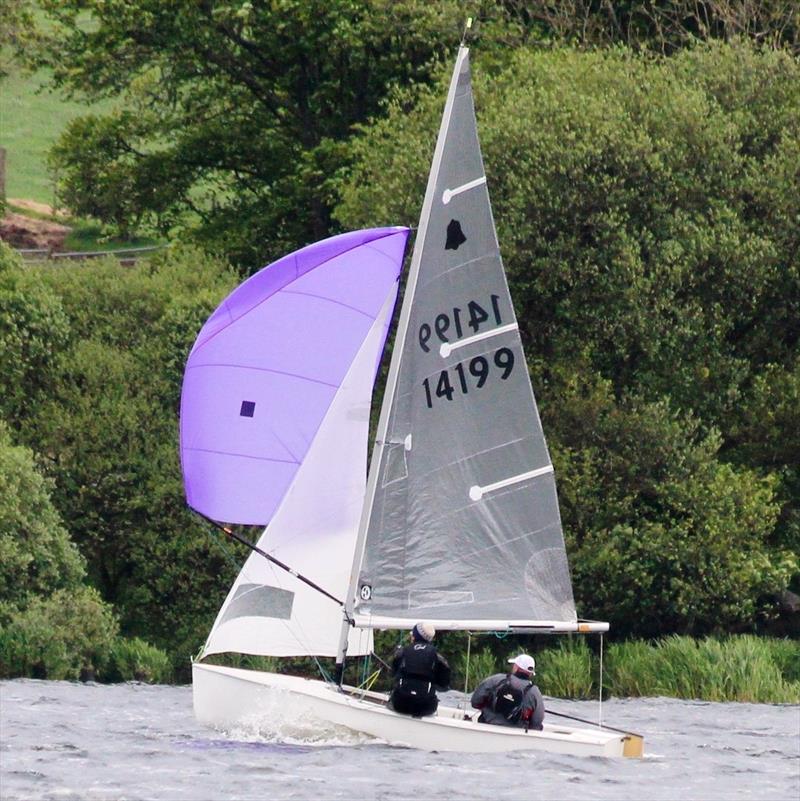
left=180, top=227, right=409, bottom=656
left=353, top=49, right=577, bottom=630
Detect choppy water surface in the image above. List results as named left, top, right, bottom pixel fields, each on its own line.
left=1, top=679, right=798, bottom=800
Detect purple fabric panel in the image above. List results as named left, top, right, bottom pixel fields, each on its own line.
left=192, top=227, right=404, bottom=353
left=180, top=227, right=409, bottom=525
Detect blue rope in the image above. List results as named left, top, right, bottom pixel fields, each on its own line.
left=203, top=524, right=242, bottom=574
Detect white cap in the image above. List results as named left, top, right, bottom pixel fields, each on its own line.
left=508, top=653, right=536, bottom=675
left=412, top=622, right=436, bottom=642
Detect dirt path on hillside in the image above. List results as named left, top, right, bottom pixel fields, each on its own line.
left=1, top=198, right=72, bottom=250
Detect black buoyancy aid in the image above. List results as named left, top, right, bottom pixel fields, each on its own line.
left=492, top=675, right=532, bottom=723
left=398, top=643, right=437, bottom=689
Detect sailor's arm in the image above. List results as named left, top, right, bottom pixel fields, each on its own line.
left=434, top=652, right=451, bottom=690
left=470, top=674, right=500, bottom=709
left=390, top=645, right=404, bottom=675
left=522, top=684, right=545, bottom=730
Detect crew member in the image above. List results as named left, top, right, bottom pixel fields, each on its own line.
left=388, top=622, right=451, bottom=718
left=470, top=653, right=544, bottom=730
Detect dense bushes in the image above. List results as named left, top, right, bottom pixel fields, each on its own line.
left=0, top=245, right=237, bottom=680
left=0, top=411, right=171, bottom=682
left=0, top=420, right=85, bottom=616
left=108, top=637, right=172, bottom=683
left=0, top=241, right=70, bottom=429
left=0, top=587, right=118, bottom=680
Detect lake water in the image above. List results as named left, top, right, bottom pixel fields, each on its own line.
left=1, top=679, right=798, bottom=800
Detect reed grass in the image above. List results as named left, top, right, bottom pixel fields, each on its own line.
left=536, top=638, right=595, bottom=699
left=108, top=637, right=172, bottom=684
left=455, top=647, right=498, bottom=696
left=603, top=635, right=800, bottom=703
left=196, top=635, right=798, bottom=703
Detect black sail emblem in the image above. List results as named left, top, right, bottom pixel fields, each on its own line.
left=445, top=219, right=467, bottom=250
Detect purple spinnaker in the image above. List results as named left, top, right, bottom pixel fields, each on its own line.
left=179, top=227, right=410, bottom=525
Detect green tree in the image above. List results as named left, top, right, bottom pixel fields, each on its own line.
left=502, top=1, right=799, bottom=53
left=549, top=374, right=796, bottom=637
left=0, top=586, right=119, bottom=680
left=0, top=421, right=85, bottom=620
left=0, top=241, right=70, bottom=430
left=0, top=0, right=34, bottom=79
left=21, top=248, right=241, bottom=673
left=34, top=0, right=487, bottom=266
left=0, top=421, right=124, bottom=680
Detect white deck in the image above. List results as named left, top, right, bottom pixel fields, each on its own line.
left=192, top=662, right=641, bottom=757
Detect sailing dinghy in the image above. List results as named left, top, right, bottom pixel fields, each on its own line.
left=182, top=44, right=643, bottom=758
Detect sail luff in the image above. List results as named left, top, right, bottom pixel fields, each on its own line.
left=335, top=48, right=471, bottom=661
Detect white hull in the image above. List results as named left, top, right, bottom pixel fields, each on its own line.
left=192, top=663, right=641, bottom=757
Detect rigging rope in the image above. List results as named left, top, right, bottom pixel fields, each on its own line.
left=461, top=631, right=473, bottom=712
left=598, top=632, right=604, bottom=728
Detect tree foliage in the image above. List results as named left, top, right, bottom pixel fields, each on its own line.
left=0, top=418, right=124, bottom=681
left=503, top=0, right=799, bottom=54
left=2, top=11, right=798, bottom=672
left=0, top=241, right=71, bottom=429
left=0, top=420, right=85, bottom=618
left=16, top=247, right=241, bottom=674
left=0, top=586, right=119, bottom=680
left=34, top=0, right=484, bottom=265
left=551, top=377, right=794, bottom=636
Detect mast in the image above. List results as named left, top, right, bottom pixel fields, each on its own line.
left=334, top=46, right=472, bottom=680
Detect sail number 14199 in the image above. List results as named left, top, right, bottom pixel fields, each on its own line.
left=418, top=294, right=516, bottom=409
left=418, top=295, right=502, bottom=352
left=422, top=348, right=515, bottom=408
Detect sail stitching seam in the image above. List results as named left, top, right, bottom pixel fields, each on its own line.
left=184, top=362, right=339, bottom=388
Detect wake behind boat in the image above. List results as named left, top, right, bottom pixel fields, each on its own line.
left=180, top=39, right=643, bottom=758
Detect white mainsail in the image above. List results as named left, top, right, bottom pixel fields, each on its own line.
left=345, top=47, right=582, bottom=634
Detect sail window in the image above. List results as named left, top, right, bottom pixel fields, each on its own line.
left=381, top=442, right=409, bottom=486
left=218, top=583, right=294, bottom=623
left=240, top=400, right=256, bottom=417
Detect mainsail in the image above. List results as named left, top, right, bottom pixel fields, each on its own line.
left=180, top=227, right=410, bottom=656
left=351, top=48, right=577, bottom=631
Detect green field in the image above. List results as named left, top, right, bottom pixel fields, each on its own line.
left=1, top=66, right=109, bottom=204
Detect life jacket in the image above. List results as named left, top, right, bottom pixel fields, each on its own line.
left=491, top=674, right=532, bottom=723
left=396, top=642, right=438, bottom=695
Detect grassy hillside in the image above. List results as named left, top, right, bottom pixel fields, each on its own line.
left=1, top=66, right=110, bottom=204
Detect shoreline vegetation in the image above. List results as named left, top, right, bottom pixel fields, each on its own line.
left=2, top=632, right=798, bottom=705
left=1, top=2, right=798, bottom=711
